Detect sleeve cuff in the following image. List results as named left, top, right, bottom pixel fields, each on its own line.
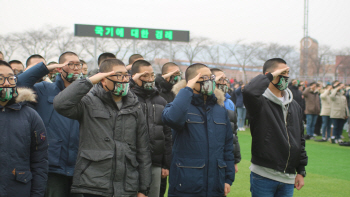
left=296, top=166, right=306, bottom=174
left=266, top=73, right=273, bottom=82
left=225, top=179, right=233, bottom=186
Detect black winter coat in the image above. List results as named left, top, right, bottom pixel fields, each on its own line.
left=289, top=85, right=303, bottom=108
left=130, top=79, right=172, bottom=169
left=155, top=74, right=176, bottom=103
left=243, top=73, right=308, bottom=174
left=227, top=110, right=241, bottom=164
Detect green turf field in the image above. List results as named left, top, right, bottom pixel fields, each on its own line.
left=165, top=129, right=350, bottom=197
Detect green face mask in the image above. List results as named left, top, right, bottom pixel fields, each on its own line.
left=113, top=82, right=129, bottom=97
left=272, top=75, right=289, bottom=91
left=140, top=80, right=155, bottom=90
left=50, top=72, right=60, bottom=81
left=0, top=87, right=18, bottom=102
left=217, top=84, right=228, bottom=94
left=197, top=80, right=215, bottom=96
left=169, top=75, right=181, bottom=85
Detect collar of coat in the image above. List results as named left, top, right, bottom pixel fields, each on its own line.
left=172, top=80, right=225, bottom=106
left=1, top=88, right=37, bottom=110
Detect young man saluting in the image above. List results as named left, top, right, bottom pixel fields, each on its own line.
left=162, top=63, right=235, bottom=197
left=243, top=58, right=308, bottom=197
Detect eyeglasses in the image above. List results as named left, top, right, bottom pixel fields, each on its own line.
left=108, top=74, right=131, bottom=81
left=199, top=74, right=216, bottom=81
left=218, top=77, right=229, bottom=83
left=0, top=76, right=17, bottom=85
left=140, top=74, right=156, bottom=80
left=67, top=62, right=83, bottom=70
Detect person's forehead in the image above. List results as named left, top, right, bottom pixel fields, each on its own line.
left=29, top=58, right=45, bottom=65
left=0, top=66, right=14, bottom=75
left=82, top=64, right=88, bottom=68
left=275, top=63, right=288, bottom=70
left=112, top=65, right=127, bottom=73
left=166, top=65, right=179, bottom=73
left=139, top=65, right=154, bottom=73
left=64, top=55, right=80, bottom=62
left=197, top=67, right=211, bottom=76
left=11, top=63, right=23, bottom=69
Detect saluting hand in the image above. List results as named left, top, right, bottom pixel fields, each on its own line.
left=186, top=73, right=201, bottom=90
left=271, top=67, right=289, bottom=78
left=214, top=73, right=225, bottom=83
left=132, top=71, right=148, bottom=81
left=162, top=69, right=180, bottom=80
left=46, top=61, right=70, bottom=71
left=88, top=71, right=116, bottom=84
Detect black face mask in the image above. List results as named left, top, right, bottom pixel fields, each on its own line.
left=62, top=69, right=82, bottom=83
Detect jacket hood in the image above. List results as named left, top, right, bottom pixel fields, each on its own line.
left=263, top=87, right=293, bottom=106
left=15, top=87, right=37, bottom=103
left=172, top=80, right=225, bottom=106
left=263, top=87, right=293, bottom=121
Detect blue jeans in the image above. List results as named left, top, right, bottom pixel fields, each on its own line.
left=250, top=172, right=294, bottom=197
left=237, top=107, right=246, bottom=128
left=321, top=116, right=331, bottom=139
left=332, top=118, right=346, bottom=140
left=306, top=114, right=318, bottom=136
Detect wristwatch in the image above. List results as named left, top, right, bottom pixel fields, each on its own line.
left=299, top=171, right=306, bottom=177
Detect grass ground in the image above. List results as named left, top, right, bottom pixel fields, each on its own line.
left=165, top=129, right=350, bottom=197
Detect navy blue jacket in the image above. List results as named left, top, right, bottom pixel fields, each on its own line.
left=235, top=86, right=244, bottom=108
left=162, top=82, right=235, bottom=197
left=17, top=63, right=79, bottom=176
left=0, top=88, right=48, bottom=197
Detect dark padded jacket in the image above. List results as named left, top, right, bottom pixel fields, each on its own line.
left=17, top=63, right=79, bottom=176
left=0, top=88, right=48, bottom=197
left=53, top=79, right=152, bottom=196
left=130, top=79, right=172, bottom=169
left=227, top=110, right=241, bottom=164
left=155, top=74, right=176, bottom=103
left=243, top=73, right=308, bottom=174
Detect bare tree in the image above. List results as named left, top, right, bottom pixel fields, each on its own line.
left=224, top=41, right=264, bottom=83
left=306, top=45, right=333, bottom=81
left=0, top=35, right=20, bottom=60
left=15, top=29, right=55, bottom=60
left=50, top=26, right=76, bottom=54
left=181, top=37, right=210, bottom=65
left=111, top=39, right=133, bottom=61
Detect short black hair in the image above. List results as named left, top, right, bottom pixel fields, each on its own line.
left=210, top=68, right=223, bottom=75
left=0, top=60, right=13, bottom=71
left=58, top=51, right=78, bottom=64
left=26, top=54, right=44, bottom=67
left=162, top=62, right=179, bottom=74
left=263, top=58, right=287, bottom=74
left=99, top=59, right=125, bottom=73
left=47, top=61, right=58, bottom=65
left=185, top=63, right=208, bottom=82
left=129, top=54, right=144, bottom=65
left=98, top=52, right=116, bottom=66
left=131, top=60, right=151, bottom=75
left=80, top=59, right=87, bottom=65
left=9, top=60, right=24, bottom=69
left=309, top=82, right=317, bottom=86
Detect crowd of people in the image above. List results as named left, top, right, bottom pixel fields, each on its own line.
left=0, top=49, right=308, bottom=197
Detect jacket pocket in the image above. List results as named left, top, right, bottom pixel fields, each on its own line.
left=48, top=139, right=62, bottom=167
left=214, top=118, right=227, bottom=142
left=175, top=158, right=205, bottom=193
left=216, top=159, right=227, bottom=193
left=124, top=154, right=139, bottom=192
left=79, top=150, right=114, bottom=190
left=89, top=108, right=111, bottom=119
left=15, top=171, right=32, bottom=184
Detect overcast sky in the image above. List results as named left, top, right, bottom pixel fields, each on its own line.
left=2, top=0, right=350, bottom=50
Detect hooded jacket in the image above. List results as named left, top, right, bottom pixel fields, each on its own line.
left=0, top=88, right=48, bottom=197
left=330, top=89, right=349, bottom=119
left=243, top=74, right=308, bottom=175
left=130, top=79, right=172, bottom=169
left=53, top=79, right=152, bottom=197
left=162, top=80, right=235, bottom=197
left=16, top=62, right=79, bottom=176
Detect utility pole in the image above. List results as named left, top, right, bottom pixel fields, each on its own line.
left=303, top=0, right=309, bottom=78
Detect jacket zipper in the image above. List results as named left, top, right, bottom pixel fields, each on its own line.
left=153, top=104, right=155, bottom=123
left=284, top=112, right=291, bottom=173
